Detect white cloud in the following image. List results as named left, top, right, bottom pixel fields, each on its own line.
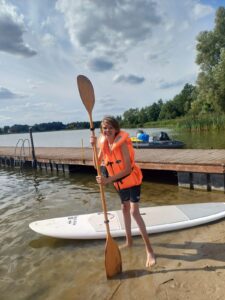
left=113, top=74, right=145, bottom=85
left=0, top=0, right=37, bottom=57
left=0, top=86, right=27, bottom=99
left=193, top=3, right=214, bottom=19
left=56, top=0, right=162, bottom=59
left=87, top=57, right=114, bottom=72
left=0, top=0, right=220, bottom=126
left=41, top=33, right=56, bottom=47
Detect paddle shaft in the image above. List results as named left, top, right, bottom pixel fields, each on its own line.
left=89, top=113, right=111, bottom=236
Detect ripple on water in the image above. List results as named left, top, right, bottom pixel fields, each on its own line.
left=1, top=168, right=225, bottom=299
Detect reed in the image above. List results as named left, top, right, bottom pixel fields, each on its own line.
left=142, top=114, right=225, bottom=131
left=144, top=118, right=182, bottom=128
left=177, top=114, right=225, bottom=131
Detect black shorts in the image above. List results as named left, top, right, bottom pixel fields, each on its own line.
left=118, top=185, right=141, bottom=203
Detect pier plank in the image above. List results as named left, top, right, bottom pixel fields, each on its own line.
left=0, top=147, right=225, bottom=174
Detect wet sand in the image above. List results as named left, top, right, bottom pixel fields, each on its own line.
left=65, top=219, right=225, bottom=300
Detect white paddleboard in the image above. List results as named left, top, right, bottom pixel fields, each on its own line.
left=29, top=202, right=225, bottom=239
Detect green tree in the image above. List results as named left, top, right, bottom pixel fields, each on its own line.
left=157, top=84, right=196, bottom=120
left=138, top=107, right=149, bottom=125
left=158, top=101, right=178, bottom=120
left=146, top=100, right=163, bottom=121
left=10, top=124, right=29, bottom=133
left=193, top=7, right=225, bottom=114
left=3, top=126, right=10, bottom=134
left=213, top=48, right=225, bottom=109
left=122, top=108, right=140, bottom=126
left=173, top=84, right=196, bottom=116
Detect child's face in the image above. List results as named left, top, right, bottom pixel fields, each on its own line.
left=102, top=121, right=116, bottom=138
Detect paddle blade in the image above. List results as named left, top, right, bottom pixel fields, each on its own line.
left=105, top=235, right=122, bottom=279
left=77, top=75, right=95, bottom=114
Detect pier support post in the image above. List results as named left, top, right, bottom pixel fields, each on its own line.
left=178, top=172, right=209, bottom=191
left=178, top=171, right=225, bottom=192
left=192, top=173, right=210, bottom=191
left=177, top=172, right=192, bottom=189
left=29, top=127, right=37, bottom=169
left=210, top=174, right=225, bottom=192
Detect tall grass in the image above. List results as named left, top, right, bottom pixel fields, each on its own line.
left=144, top=118, right=183, bottom=128
left=143, top=114, right=225, bottom=131
left=176, top=114, right=225, bottom=131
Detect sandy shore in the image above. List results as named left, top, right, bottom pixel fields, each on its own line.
left=108, top=218, right=225, bottom=300
left=67, top=218, right=225, bottom=300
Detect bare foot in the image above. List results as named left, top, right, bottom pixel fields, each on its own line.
left=146, top=252, right=156, bottom=268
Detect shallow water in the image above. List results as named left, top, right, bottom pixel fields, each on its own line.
left=1, top=167, right=225, bottom=300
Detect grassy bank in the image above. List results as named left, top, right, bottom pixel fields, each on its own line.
left=143, top=114, right=225, bottom=131
left=177, top=114, right=225, bottom=131
left=143, top=118, right=182, bottom=129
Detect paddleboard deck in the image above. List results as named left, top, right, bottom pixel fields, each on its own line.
left=29, top=202, right=225, bottom=239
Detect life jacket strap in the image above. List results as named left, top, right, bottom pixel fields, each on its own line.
left=112, top=167, right=134, bottom=183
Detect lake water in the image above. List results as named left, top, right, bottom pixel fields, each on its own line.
left=0, top=127, right=224, bottom=149
left=0, top=128, right=172, bottom=148
left=1, top=128, right=225, bottom=299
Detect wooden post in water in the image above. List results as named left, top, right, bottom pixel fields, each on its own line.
left=29, top=127, right=37, bottom=169
left=81, top=138, right=85, bottom=164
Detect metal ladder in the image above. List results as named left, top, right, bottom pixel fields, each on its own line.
left=14, top=138, right=31, bottom=168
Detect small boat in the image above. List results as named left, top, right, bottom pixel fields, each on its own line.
left=131, top=131, right=185, bottom=149
left=132, top=139, right=185, bottom=149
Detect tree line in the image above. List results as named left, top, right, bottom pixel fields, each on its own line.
left=1, top=7, right=225, bottom=134
left=0, top=121, right=101, bottom=134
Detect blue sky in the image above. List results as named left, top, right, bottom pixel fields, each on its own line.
left=0, top=0, right=224, bottom=126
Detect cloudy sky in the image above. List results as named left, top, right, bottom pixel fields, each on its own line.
left=0, top=0, right=224, bottom=126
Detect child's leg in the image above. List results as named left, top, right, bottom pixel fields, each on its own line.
left=130, top=202, right=156, bottom=267
left=121, top=201, right=132, bottom=247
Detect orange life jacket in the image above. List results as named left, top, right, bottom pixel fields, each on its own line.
left=98, top=130, right=143, bottom=190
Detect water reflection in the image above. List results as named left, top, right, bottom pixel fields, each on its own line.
left=31, top=174, right=45, bottom=203
left=174, top=129, right=225, bottom=149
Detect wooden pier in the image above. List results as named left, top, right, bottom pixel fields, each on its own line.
left=0, top=147, right=225, bottom=192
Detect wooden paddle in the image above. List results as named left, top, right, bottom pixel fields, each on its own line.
left=77, top=75, right=122, bottom=279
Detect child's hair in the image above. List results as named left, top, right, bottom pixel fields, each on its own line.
left=100, top=116, right=120, bottom=134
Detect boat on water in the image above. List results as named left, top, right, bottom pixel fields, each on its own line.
left=131, top=130, right=185, bottom=149
left=132, top=139, right=185, bottom=149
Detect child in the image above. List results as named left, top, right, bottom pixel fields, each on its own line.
left=90, top=116, right=156, bottom=267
